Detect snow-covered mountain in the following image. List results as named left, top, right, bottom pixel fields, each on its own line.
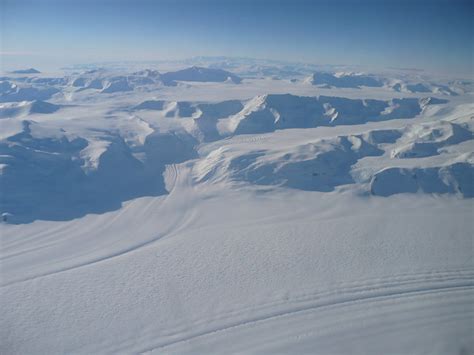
left=0, top=60, right=472, bottom=354
left=160, top=66, right=242, bottom=85
left=0, top=81, right=59, bottom=102
left=130, top=94, right=445, bottom=142
left=305, top=71, right=467, bottom=96
left=10, top=68, right=41, bottom=74
left=304, top=71, right=384, bottom=88
left=0, top=100, right=60, bottom=118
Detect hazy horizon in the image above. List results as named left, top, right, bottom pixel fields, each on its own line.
left=1, top=0, right=472, bottom=77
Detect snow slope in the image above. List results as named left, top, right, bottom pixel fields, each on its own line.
left=0, top=61, right=473, bottom=354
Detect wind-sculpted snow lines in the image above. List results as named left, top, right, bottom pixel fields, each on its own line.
left=136, top=268, right=474, bottom=353
left=151, top=287, right=472, bottom=353
left=0, top=162, right=197, bottom=287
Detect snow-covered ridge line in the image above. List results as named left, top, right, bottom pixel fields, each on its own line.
left=133, top=94, right=446, bottom=142
left=0, top=97, right=472, bottom=224
left=303, top=71, right=466, bottom=96
left=0, top=63, right=472, bottom=225
left=3, top=62, right=471, bottom=102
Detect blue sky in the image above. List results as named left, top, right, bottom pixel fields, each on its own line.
left=1, top=0, right=472, bottom=76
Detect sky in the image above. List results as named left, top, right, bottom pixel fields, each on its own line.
left=0, top=0, right=472, bottom=77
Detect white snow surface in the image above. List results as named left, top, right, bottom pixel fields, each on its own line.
left=0, top=61, right=473, bottom=354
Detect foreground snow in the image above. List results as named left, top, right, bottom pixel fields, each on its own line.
left=1, top=60, right=473, bottom=354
